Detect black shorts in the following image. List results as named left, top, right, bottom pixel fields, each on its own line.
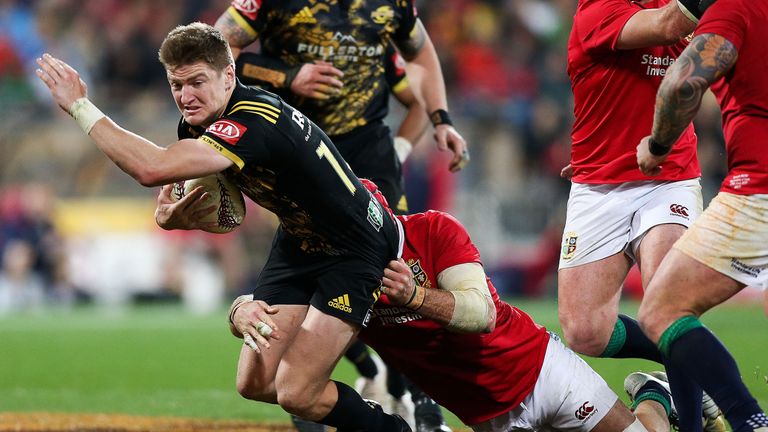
left=331, top=121, right=408, bottom=215
left=252, top=234, right=393, bottom=327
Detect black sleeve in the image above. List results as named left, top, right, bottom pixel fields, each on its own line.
left=391, top=0, right=419, bottom=47
left=677, top=0, right=717, bottom=21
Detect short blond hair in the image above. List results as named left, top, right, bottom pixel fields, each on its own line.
left=158, top=22, right=233, bottom=71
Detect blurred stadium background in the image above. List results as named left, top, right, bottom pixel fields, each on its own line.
left=0, top=0, right=765, bottom=429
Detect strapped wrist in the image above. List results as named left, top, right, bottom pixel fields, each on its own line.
left=70, top=98, right=105, bottom=135
left=648, top=137, right=673, bottom=156
left=405, top=285, right=426, bottom=310
left=430, top=109, right=453, bottom=127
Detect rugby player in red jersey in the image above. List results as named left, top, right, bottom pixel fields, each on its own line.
left=561, top=1, right=722, bottom=430
left=636, top=0, right=768, bottom=430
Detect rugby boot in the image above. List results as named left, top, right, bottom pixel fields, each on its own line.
left=648, top=371, right=727, bottom=432
left=624, top=371, right=679, bottom=430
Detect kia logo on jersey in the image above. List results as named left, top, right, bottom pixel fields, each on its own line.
left=207, top=120, right=247, bottom=145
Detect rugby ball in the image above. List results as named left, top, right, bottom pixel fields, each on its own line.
left=170, top=173, right=246, bottom=234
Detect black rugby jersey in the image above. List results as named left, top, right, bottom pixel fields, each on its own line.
left=178, top=82, right=397, bottom=259
left=226, top=0, right=418, bottom=136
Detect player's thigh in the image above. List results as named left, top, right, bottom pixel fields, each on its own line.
left=276, top=305, right=359, bottom=396
left=558, top=252, right=631, bottom=328
left=640, top=249, right=743, bottom=341
left=237, top=304, right=309, bottom=398
left=634, top=223, right=687, bottom=288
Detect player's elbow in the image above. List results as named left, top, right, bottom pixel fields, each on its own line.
left=447, top=290, right=495, bottom=333
left=132, top=166, right=167, bottom=188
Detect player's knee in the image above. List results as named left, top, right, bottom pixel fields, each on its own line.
left=637, top=303, right=664, bottom=344
left=559, top=314, right=609, bottom=356
left=276, top=387, right=317, bottom=417
left=236, top=378, right=274, bottom=402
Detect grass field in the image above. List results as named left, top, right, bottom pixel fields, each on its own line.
left=0, top=299, right=766, bottom=428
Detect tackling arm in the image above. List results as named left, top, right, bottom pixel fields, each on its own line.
left=382, top=260, right=496, bottom=333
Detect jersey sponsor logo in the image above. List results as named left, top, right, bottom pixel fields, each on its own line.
left=641, top=54, right=676, bottom=77
left=332, top=32, right=357, bottom=43
left=289, top=6, right=316, bottom=25
left=370, top=6, right=394, bottom=25
left=669, top=204, right=689, bottom=218
left=367, top=198, right=384, bottom=232
left=729, top=173, right=751, bottom=190
left=575, top=401, right=596, bottom=422
left=297, top=42, right=385, bottom=62
left=232, top=0, right=261, bottom=19
left=206, top=120, right=247, bottom=145
left=561, top=232, right=578, bottom=260
left=730, top=258, right=764, bottom=278
left=406, top=259, right=430, bottom=288
left=328, top=294, right=353, bottom=313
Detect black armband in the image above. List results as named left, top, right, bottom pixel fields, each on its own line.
left=677, top=0, right=717, bottom=22
left=648, top=137, right=673, bottom=156
left=235, top=52, right=301, bottom=89
left=430, top=109, right=453, bottom=127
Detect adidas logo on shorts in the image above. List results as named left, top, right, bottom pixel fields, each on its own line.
left=328, top=294, right=353, bottom=313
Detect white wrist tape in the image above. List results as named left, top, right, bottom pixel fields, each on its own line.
left=438, top=263, right=494, bottom=332
left=676, top=0, right=699, bottom=24
left=394, top=136, right=413, bottom=163
left=69, top=97, right=106, bottom=135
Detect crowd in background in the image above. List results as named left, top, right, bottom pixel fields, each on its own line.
left=0, top=0, right=729, bottom=310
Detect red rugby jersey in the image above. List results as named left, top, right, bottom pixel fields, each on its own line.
left=567, top=0, right=700, bottom=183
left=696, top=0, right=768, bottom=194
left=359, top=211, right=549, bottom=425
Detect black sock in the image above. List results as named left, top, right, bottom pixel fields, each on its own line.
left=387, top=366, right=406, bottom=399
left=601, top=314, right=662, bottom=363
left=665, top=362, right=704, bottom=432
left=345, top=340, right=378, bottom=379
left=408, top=381, right=444, bottom=420
left=665, top=326, right=765, bottom=432
left=319, top=381, right=401, bottom=431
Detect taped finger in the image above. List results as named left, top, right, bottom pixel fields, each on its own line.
left=255, top=321, right=273, bottom=337
left=243, top=334, right=260, bottom=352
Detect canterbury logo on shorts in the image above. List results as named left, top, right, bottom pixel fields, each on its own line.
left=669, top=204, right=690, bottom=218
left=575, top=401, right=596, bottom=421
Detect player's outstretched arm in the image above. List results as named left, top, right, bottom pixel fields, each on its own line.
left=382, top=259, right=495, bottom=333
left=396, top=20, right=469, bottom=172
left=637, top=33, right=738, bottom=175
left=391, top=77, right=429, bottom=163
left=35, top=54, right=232, bottom=186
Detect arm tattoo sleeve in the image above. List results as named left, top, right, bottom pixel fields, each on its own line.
left=652, top=33, right=738, bottom=146
left=396, top=19, right=427, bottom=60
left=214, top=9, right=257, bottom=49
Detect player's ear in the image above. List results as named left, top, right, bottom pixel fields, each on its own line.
left=224, top=64, right=236, bottom=91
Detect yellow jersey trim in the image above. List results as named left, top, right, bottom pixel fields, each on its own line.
left=392, top=76, right=410, bottom=95
left=200, top=135, right=245, bottom=170
left=227, top=6, right=258, bottom=38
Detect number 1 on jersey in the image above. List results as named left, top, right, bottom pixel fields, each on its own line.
left=316, top=141, right=356, bottom=194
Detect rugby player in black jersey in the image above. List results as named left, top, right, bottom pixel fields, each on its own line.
left=35, top=22, right=410, bottom=432
left=216, top=2, right=460, bottom=428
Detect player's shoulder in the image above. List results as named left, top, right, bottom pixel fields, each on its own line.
left=223, top=83, right=285, bottom=125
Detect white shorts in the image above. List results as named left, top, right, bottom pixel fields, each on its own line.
left=470, top=333, right=618, bottom=432
left=559, top=179, right=702, bottom=269
left=675, top=192, right=768, bottom=290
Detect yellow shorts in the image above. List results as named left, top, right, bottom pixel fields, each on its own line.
left=675, top=192, right=768, bottom=290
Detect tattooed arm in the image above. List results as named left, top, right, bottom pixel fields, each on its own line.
left=636, top=33, right=738, bottom=176
left=214, top=7, right=258, bottom=60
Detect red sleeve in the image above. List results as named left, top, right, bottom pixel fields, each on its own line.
left=575, top=0, right=642, bottom=55
left=694, top=0, right=746, bottom=51
left=427, top=211, right=482, bottom=274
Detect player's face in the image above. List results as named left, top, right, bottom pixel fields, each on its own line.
left=167, top=62, right=235, bottom=127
